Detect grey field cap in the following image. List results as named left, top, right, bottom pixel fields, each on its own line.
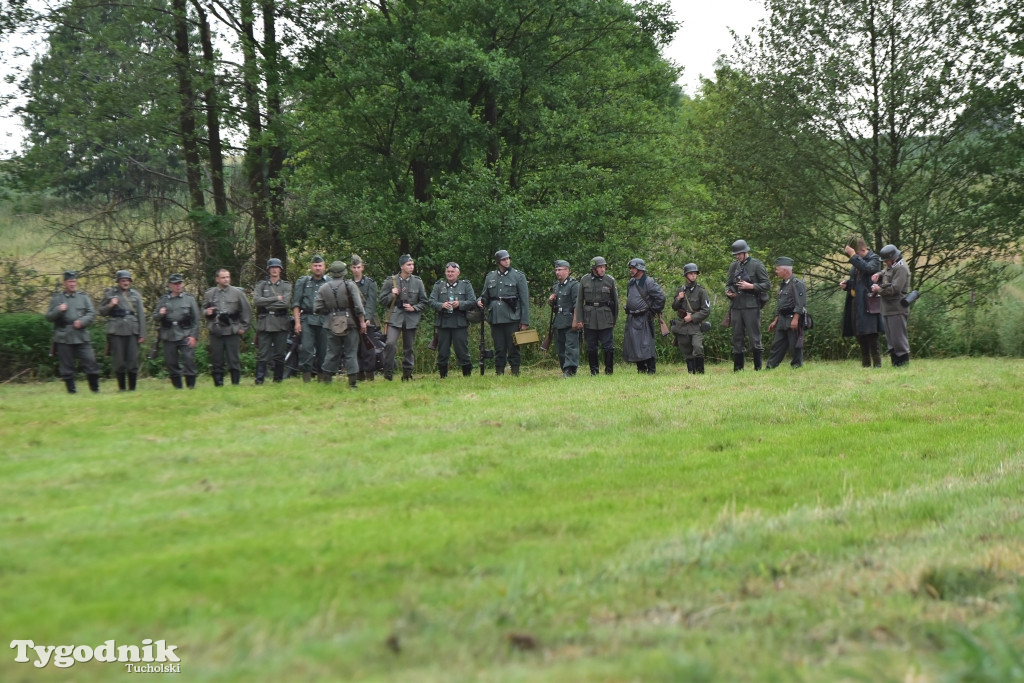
left=775, top=257, right=794, bottom=267
left=554, top=259, right=570, bottom=268
left=168, top=273, right=185, bottom=283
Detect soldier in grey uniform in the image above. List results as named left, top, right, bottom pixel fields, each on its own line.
left=725, top=239, right=770, bottom=371
left=574, top=256, right=619, bottom=375
left=152, top=273, right=200, bottom=389
left=314, top=261, right=367, bottom=387
left=623, top=258, right=666, bottom=374
left=766, top=257, right=807, bottom=369
left=871, top=244, right=911, bottom=367
left=477, top=249, right=531, bottom=376
left=380, top=254, right=429, bottom=381
left=253, top=257, right=293, bottom=384
left=671, top=262, right=711, bottom=374
left=203, top=268, right=252, bottom=386
left=99, top=269, right=146, bottom=391
left=548, top=260, right=579, bottom=377
left=46, top=270, right=101, bottom=394
left=350, top=254, right=379, bottom=381
left=291, top=255, right=331, bottom=382
left=430, top=262, right=476, bottom=378
left=840, top=237, right=884, bottom=368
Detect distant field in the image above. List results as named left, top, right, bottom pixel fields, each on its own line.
left=2, top=358, right=1022, bottom=681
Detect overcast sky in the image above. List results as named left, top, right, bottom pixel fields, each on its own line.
left=0, top=0, right=767, bottom=158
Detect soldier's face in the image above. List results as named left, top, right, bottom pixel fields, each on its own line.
left=446, top=266, right=459, bottom=282
left=64, top=279, right=78, bottom=293
left=311, top=261, right=326, bottom=276
left=775, top=266, right=792, bottom=279
left=629, top=266, right=641, bottom=279
left=169, top=282, right=184, bottom=294
left=686, top=272, right=698, bottom=284
left=555, top=266, right=569, bottom=280
left=350, top=263, right=363, bottom=279
left=593, top=265, right=606, bottom=277
left=402, top=261, right=415, bottom=275
left=498, top=257, right=511, bottom=269
left=118, top=278, right=131, bottom=290
left=216, top=271, right=231, bottom=287
left=734, top=252, right=748, bottom=262
left=269, top=266, right=282, bottom=280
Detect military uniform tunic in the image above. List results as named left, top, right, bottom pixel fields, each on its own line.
left=292, top=273, right=332, bottom=375
left=253, top=277, right=293, bottom=374
left=379, top=274, right=429, bottom=376
left=46, top=288, right=100, bottom=380
left=479, top=267, right=530, bottom=372
left=202, top=284, right=252, bottom=380
left=99, top=286, right=146, bottom=375
left=877, top=259, right=911, bottom=360
left=671, top=282, right=711, bottom=360
left=153, top=290, right=200, bottom=379
left=353, top=275, right=380, bottom=376
left=430, top=278, right=477, bottom=371
left=726, top=255, right=771, bottom=359
left=766, top=276, right=807, bottom=369
left=314, top=278, right=366, bottom=377
left=550, top=276, right=580, bottom=372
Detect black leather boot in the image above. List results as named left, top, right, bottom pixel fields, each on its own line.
left=733, top=353, right=745, bottom=372
left=495, top=366, right=505, bottom=376
left=348, top=374, right=358, bottom=389
left=604, top=350, right=614, bottom=375
left=116, top=371, right=126, bottom=391
left=213, top=373, right=224, bottom=387
left=273, top=361, right=284, bottom=382
left=128, top=372, right=137, bottom=391
left=230, top=369, right=241, bottom=385
left=320, top=372, right=333, bottom=383
left=87, top=374, right=101, bottom=393
left=588, top=350, right=600, bottom=376
left=64, top=378, right=77, bottom=394
left=185, top=375, right=196, bottom=389
left=438, top=364, right=448, bottom=379
left=510, top=365, right=520, bottom=376
left=462, top=365, right=473, bottom=377
left=696, top=357, right=705, bottom=374
left=647, top=358, right=656, bottom=375
left=255, top=362, right=266, bottom=385
left=753, top=349, right=763, bottom=371
left=302, top=372, right=312, bottom=383
left=686, top=359, right=695, bottom=374
left=402, top=369, right=413, bottom=381
left=171, top=375, right=183, bottom=389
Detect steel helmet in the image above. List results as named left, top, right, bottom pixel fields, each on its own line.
left=627, top=258, right=647, bottom=272
left=590, top=256, right=607, bottom=268
left=731, top=239, right=750, bottom=255
left=115, top=270, right=132, bottom=281
left=494, top=249, right=510, bottom=262
left=879, top=244, right=901, bottom=261
left=266, top=257, right=283, bottom=269
left=683, top=263, right=699, bottom=275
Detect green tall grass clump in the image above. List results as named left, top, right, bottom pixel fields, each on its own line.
left=1, top=358, right=1022, bottom=681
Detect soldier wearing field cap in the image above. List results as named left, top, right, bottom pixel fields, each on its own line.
left=291, top=255, right=332, bottom=382
left=153, top=273, right=200, bottom=389
left=99, top=269, right=146, bottom=391
left=871, top=244, right=911, bottom=367
left=253, top=257, right=292, bottom=384
left=350, top=254, right=380, bottom=381
left=477, top=249, right=531, bottom=376
left=429, top=261, right=476, bottom=378
left=766, top=257, right=807, bottom=369
left=314, top=260, right=367, bottom=387
left=380, top=254, right=429, bottom=381
left=574, top=256, right=618, bottom=375
left=46, top=270, right=101, bottom=393
left=203, top=268, right=251, bottom=386
left=725, top=239, right=770, bottom=371
left=671, top=262, right=711, bottom=374
left=549, top=259, right=580, bottom=377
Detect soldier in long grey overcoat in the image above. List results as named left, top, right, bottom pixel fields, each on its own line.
left=622, top=258, right=665, bottom=374
left=840, top=237, right=883, bottom=368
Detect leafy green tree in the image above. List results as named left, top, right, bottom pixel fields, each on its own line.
left=287, top=0, right=683, bottom=286
left=713, top=0, right=1024, bottom=303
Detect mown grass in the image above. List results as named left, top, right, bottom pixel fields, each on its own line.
left=1, top=358, right=1023, bottom=681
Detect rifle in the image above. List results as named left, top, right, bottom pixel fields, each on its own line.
left=478, top=316, right=493, bottom=375
left=539, top=304, right=555, bottom=352
left=147, top=337, right=161, bottom=360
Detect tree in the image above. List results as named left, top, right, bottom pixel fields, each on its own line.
left=286, top=0, right=683, bottom=286
left=717, top=0, right=1024, bottom=303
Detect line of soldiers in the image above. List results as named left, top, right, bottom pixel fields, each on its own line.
left=48, top=239, right=912, bottom=393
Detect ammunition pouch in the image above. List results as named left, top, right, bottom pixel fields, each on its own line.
left=778, top=307, right=795, bottom=316
left=109, top=307, right=127, bottom=318
left=217, top=312, right=232, bottom=326
left=498, top=296, right=519, bottom=312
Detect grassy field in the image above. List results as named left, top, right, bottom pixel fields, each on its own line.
left=2, top=358, right=1023, bottom=681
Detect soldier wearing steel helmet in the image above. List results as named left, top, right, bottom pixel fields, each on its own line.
left=477, top=249, right=531, bottom=376
left=671, top=262, right=711, bottom=374
left=153, top=273, right=200, bottom=389
left=623, top=258, right=665, bottom=374
left=291, top=255, right=332, bottom=382
left=871, top=244, right=911, bottom=366
left=99, top=269, right=146, bottom=391
left=253, top=257, right=293, bottom=384
left=314, top=260, right=367, bottom=387
left=548, top=259, right=580, bottom=377
left=725, top=239, right=770, bottom=371
left=574, top=256, right=619, bottom=375
left=349, top=254, right=380, bottom=381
